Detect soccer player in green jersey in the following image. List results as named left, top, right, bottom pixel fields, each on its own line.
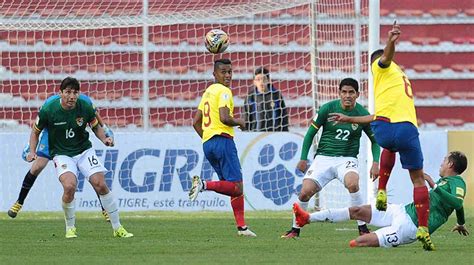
left=282, top=78, right=381, bottom=238
left=293, top=151, right=469, bottom=250
left=26, top=77, right=133, bottom=239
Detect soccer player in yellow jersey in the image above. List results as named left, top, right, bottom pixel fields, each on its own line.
left=189, top=59, right=256, bottom=237
left=329, top=22, right=434, bottom=250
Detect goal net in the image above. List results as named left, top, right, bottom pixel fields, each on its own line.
left=0, top=0, right=370, bottom=211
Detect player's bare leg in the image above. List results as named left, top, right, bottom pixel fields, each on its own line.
left=8, top=157, right=49, bottom=218
left=59, top=172, right=78, bottom=238
left=89, top=172, right=133, bottom=238
left=410, top=169, right=434, bottom=250
left=349, top=233, right=380, bottom=248
left=344, top=172, right=369, bottom=235
left=282, top=179, right=319, bottom=239
left=376, top=149, right=396, bottom=211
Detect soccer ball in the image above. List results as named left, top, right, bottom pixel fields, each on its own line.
left=205, top=29, right=229, bottom=54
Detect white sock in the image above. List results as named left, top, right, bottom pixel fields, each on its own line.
left=62, top=199, right=76, bottom=230
left=309, top=208, right=350, bottom=223
left=292, top=198, right=309, bottom=228
left=99, top=192, right=121, bottom=230
left=350, top=190, right=365, bottom=226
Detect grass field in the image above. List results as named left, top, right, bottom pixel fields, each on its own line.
left=0, top=210, right=473, bottom=265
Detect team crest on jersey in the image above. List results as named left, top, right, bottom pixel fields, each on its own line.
left=351, top=123, right=359, bottom=130
left=76, top=117, right=84, bottom=126
left=61, top=164, right=67, bottom=170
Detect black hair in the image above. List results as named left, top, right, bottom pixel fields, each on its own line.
left=60, top=76, right=80, bottom=91
left=448, top=151, right=468, bottom=175
left=339, top=78, right=359, bottom=92
left=254, top=67, right=270, bottom=79
left=214, top=58, right=232, bottom=71
left=370, top=49, right=384, bottom=63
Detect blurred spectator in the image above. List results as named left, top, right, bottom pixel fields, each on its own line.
left=244, top=67, right=289, bottom=131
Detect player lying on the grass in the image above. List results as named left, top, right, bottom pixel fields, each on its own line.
left=281, top=78, right=380, bottom=239
left=293, top=151, right=468, bottom=250
left=328, top=21, right=433, bottom=250
left=27, top=76, right=132, bottom=238
left=190, top=59, right=256, bottom=237
left=8, top=93, right=114, bottom=221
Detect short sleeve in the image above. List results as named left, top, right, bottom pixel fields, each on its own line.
left=218, top=89, right=232, bottom=108
left=450, top=179, right=466, bottom=200
left=34, top=108, right=48, bottom=131
left=314, top=104, right=329, bottom=127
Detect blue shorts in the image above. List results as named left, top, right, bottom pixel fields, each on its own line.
left=203, top=135, right=243, bottom=182
left=22, top=129, right=50, bottom=161
left=371, top=120, right=423, bottom=170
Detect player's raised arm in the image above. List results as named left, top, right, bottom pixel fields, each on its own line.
left=379, top=20, right=401, bottom=67
left=193, top=109, right=204, bottom=138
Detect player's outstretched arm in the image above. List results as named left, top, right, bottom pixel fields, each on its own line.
left=328, top=113, right=374, bottom=124
left=380, top=21, right=401, bottom=67
left=193, top=110, right=203, bottom=138
left=219, top=106, right=246, bottom=130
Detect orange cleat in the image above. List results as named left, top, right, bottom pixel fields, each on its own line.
left=292, top=203, right=310, bottom=227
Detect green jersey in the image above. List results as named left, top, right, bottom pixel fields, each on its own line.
left=313, top=100, right=377, bottom=158
left=35, top=97, right=97, bottom=157
left=405, top=175, right=466, bottom=234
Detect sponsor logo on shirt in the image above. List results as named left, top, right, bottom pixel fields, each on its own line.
left=54, top=122, right=67, bottom=125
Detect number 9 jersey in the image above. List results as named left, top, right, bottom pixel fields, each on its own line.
left=198, top=83, right=235, bottom=143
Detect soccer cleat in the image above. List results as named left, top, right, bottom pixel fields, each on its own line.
left=358, top=224, right=370, bottom=235
left=65, top=227, right=78, bottom=238
left=188, top=175, right=203, bottom=201
left=416, top=226, right=435, bottom=251
left=237, top=226, right=257, bottom=237
left=114, top=226, right=134, bottom=238
left=293, top=203, right=310, bottom=227
left=375, top=189, right=387, bottom=211
left=7, top=201, right=23, bottom=218
left=102, top=210, right=110, bottom=222
left=280, top=227, right=300, bottom=239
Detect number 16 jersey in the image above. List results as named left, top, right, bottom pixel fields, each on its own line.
left=198, top=83, right=235, bottom=143
left=34, top=97, right=97, bottom=157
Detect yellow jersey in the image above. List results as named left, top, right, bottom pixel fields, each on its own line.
left=371, top=59, right=418, bottom=126
left=198, top=83, right=235, bottom=143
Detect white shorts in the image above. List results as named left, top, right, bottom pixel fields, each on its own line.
left=53, top=148, right=106, bottom=181
left=303, top=155, right=359, bottom=188
left=371, top=204, right=418, bottom=248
